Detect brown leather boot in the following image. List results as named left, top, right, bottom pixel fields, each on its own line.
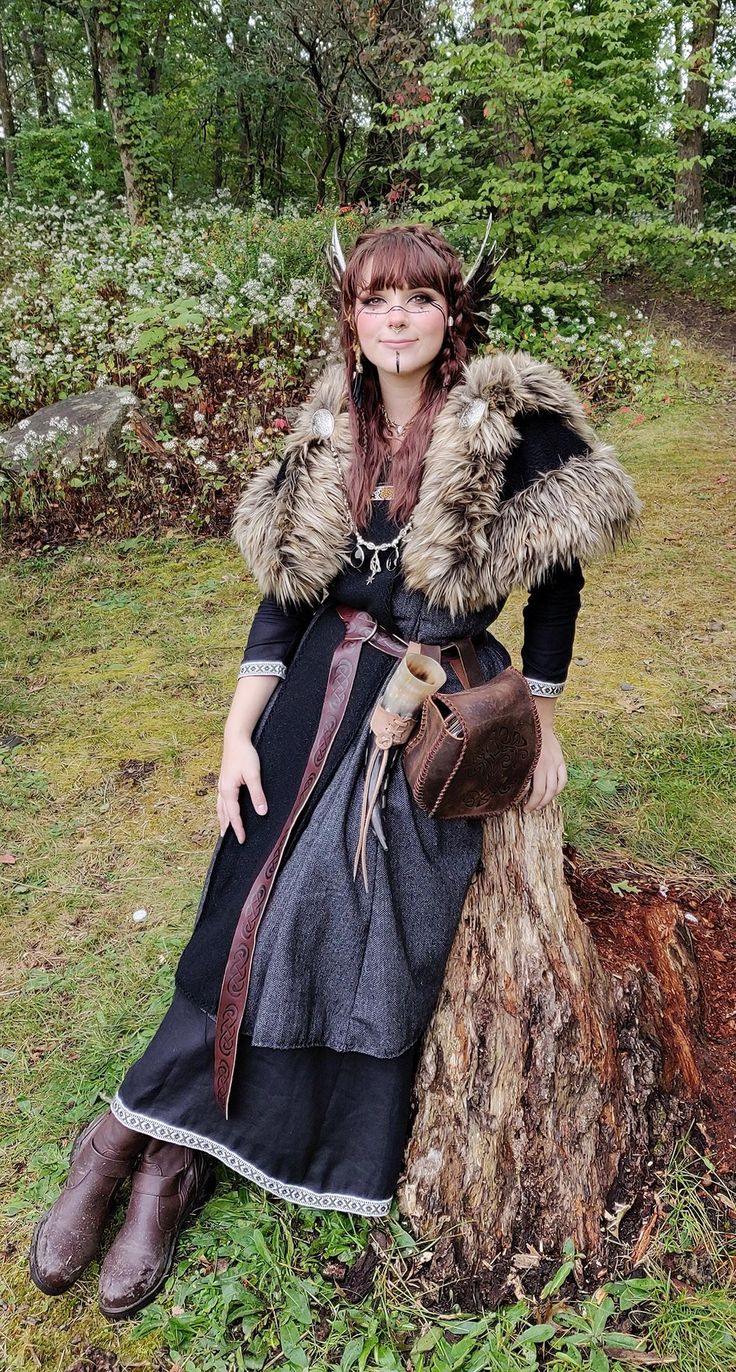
left=29, top=1110, right=147, bottom=1296
left=97, top=1139, right=215, bottom=1320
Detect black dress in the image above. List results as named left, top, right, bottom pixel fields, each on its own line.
left=110, top=419, right=585, bottom=1216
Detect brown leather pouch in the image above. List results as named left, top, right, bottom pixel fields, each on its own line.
left=401, top=639, right=542, bottom=819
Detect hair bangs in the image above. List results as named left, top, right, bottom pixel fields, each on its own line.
left=348, top=232, right=448, bottom=299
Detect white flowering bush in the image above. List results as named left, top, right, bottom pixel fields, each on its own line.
left=0, top=193, right=685, bottom=542
left=0, top=408, right=262, bottom=542
left=480, top=297, right=667, bottom=400
left=0, top=193, right=349, bottom=540
left=0, top=190, right=333, bottom=425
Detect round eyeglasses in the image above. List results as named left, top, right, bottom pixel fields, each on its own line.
left=355, top=294, right=447, bottom=318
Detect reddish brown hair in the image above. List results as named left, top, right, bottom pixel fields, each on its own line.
left=338, top=224, right=477, bottom=529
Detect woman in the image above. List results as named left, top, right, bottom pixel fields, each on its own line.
left=29, top=223, right=641, bottom=1318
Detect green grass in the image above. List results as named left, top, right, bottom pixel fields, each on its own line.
left=1, top=343, right=735, bottom=1369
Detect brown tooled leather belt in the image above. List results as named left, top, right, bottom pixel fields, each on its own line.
left=213, top=602, right=479, bottom=1115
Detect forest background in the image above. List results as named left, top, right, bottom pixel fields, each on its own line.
left=0, top=0, right=734, bottom=536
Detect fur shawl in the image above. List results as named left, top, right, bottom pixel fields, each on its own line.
left=231, top=349, right=643, bottom=617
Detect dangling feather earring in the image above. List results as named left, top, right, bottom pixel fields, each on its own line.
left=351, top=340, right=364, bottom=408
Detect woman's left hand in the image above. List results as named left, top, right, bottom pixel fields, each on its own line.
left=523, top=724, right=568, bottom=813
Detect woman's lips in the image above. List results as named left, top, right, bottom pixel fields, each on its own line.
left=381, top=339, right=417, bottom=346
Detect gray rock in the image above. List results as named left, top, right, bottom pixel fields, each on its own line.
left=0, top=386, right=139, bottom=477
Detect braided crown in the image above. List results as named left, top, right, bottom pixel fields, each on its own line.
left=327, top=212, right=497, bottom=289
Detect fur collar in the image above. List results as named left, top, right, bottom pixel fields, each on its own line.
left=231, top=349, right=642, bottom=616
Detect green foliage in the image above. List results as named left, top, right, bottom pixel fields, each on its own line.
left=128, top=296, right=205, bottom=390
left=387, top=0, right=735, bottom=313
left=0, top=195, right=690, bottom=545
left=12, top=117, right=123, bottom=205
left=0, top=196, right=336, bottom=426
left=124, top=1217, right=660, bottom=1371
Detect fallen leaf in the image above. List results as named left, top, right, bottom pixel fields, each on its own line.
left=0, top=853, right=17, bottom=864
left=630, top=1207, right=660, bottom=1266
left=622, top=696, right=646, bottom=713
left=603, top=1350, right=677, bottom=1365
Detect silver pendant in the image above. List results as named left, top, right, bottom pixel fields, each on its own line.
left=458, top=397, right=488, bottom=430
left=367, top=549, right=382, bottom=582
left=311, top=407, right=335, bottom=438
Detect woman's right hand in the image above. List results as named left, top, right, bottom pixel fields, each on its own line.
left=217, top=734, right=268, bottom=844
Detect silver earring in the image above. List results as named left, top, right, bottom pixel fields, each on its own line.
left=448, top=316, right=454, bottom=327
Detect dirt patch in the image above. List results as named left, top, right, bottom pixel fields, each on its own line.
left=195, top=770, right=218, bottom=796
left=64, top=1351, right=125, bottom=1372
left=566, top=848, right=736, bottom=1177
left=603, top=268, right=736, bottom=367
left=117, top=757, right=157, bottom=786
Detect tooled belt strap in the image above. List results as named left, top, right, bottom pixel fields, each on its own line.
left=213, top=603, right=378, bottom=1117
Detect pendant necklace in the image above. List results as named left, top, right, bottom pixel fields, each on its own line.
left=380, top=402, right=419, bottom=438
left=327, top=441, right=412, bottom=584
left=349, top=523, right=411, bottom=582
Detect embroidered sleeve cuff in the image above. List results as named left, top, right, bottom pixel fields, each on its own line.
left=237, top=660, right=287, bottom=681
left=524, top=677, right=565, bottom=697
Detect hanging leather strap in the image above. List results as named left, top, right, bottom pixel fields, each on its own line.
left=214, top=604, right=378, bottom=1116
left=407, top=637, right=485, bottom=690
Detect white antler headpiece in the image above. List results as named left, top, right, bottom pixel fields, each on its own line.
left=326, top=209, right=499, bottom=291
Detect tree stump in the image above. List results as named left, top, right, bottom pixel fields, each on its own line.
left=398, top=800, right=703, bottom=1291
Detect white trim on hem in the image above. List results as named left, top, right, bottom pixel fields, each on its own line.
left=110, top=1094, right=392, bottom=1218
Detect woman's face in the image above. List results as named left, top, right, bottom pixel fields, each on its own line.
left=352, top=277, right=449, bottom=382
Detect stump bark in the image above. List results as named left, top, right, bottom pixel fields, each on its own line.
left=398, top=801, right=703, bottom=1284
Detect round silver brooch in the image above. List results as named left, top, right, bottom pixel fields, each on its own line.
left=311, top=407, right=335, bottom=439
left=458, top=398, right=488, bottom=430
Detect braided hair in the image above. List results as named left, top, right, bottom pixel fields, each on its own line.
left=338, top=223, right=478, bottom=531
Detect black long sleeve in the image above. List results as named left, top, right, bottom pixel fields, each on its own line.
left=521, top=558, right=584, bottom=688
left=502, top=409, right=590, bottom=695
left=238, top=594, right=313, bottom=680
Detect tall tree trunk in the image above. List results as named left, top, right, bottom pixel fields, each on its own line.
left=24, top=27, right=57, bottom=125
left=212, top=91, right=225, bottom=191
left=468, top=3, right=524, bottom=169
left=314, top=133, right=334, bottom=208
left=674, top=0, right=721, bottom=227
left=335, top=123, right=349, bottom=203
left=138, top=8, right=170, bottom=96
left=399, top=803, right=702, bottom=1292
left=228, top=1, right=257, bottom=197
left=236, top=88, right=252, bottom=176
left=96, top=13, right=156, bottom=225
left=0, top=22, right=17, bottom=191
left=271, top=126, right=285, bottom=214
left=82, top=11, right=105, bottom=112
